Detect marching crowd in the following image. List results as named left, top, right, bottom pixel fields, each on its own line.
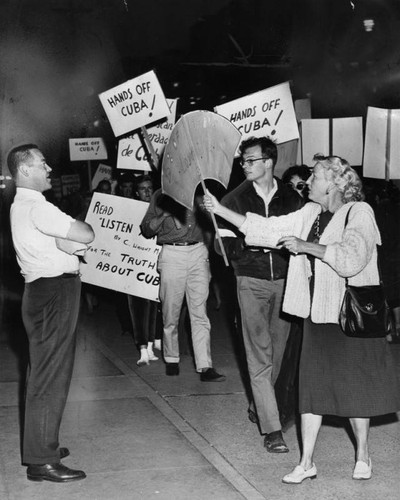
left=7, top=137, right=400, bottom=484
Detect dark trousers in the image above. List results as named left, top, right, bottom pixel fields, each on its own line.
left=127, top=296, right=158, bottom=346
left=21, top=275, right=81, bottom=464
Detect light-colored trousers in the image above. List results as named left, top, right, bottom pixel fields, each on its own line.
left=158, top=242, right=212, bottom=371
left=237, top=276, right=291, bottom=434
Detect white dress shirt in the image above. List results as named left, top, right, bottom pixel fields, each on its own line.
left=10, top=188, right=79, bottom=282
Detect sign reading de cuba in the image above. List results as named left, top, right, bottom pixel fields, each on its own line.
left=80, top=193, right=161, bottom=301
left=99, top=70, right=170, bottom=137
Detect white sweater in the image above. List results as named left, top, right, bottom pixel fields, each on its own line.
left=240, top=202, right=381, bottom=323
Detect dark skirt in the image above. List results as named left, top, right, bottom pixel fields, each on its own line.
left=299, top=319, right=400, bottom=417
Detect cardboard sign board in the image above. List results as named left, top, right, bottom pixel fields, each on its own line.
left=99, top=70, right=170, bottom=137
left=80, top=193, right=161, bottom=301
left=162, top=110, right=241, bottom=210
left=300, top=119, right=330, bottom=166
left=91, top=163, right=113, bottom=191
left=275, top=140, right=299, bottom=179
left=117, top=99, right=178, bottom=171
left=69, top=137, right=108, bottom=161
left=363, top=107, right=400, bottom=180
left=214, top=82, right=299, bottom=149
left=61, top=174, right=81, bottom=196
left=332, top=117, right=363, bottom=166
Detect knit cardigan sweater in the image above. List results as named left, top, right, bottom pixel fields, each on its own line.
left=239, top=201, right=381, bottom=323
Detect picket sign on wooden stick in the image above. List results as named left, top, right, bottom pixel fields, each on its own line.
left=140, top=126, right=159, bottom=173
left=180, top=117, right=229, bottom=267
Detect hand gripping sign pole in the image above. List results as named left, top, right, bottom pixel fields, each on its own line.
left=161, top=110, right=242, bottom=267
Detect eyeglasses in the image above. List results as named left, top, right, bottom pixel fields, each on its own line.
left=289, top=182, right=307, bottom=191
left=239, top=157, right=268, bottom=167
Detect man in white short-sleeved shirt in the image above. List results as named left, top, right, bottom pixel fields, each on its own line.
left=8, top=144, right=94, bottom=483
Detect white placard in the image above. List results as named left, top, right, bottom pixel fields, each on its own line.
left=300, top=119, right=330, bottom=167
left=363, top=107, right=400, bottom=179
left=332, top=117, right=363, bottom=166
left=117, top=98, right=177, bottom=171
left=99, top=70, right=170, bottom=137
left=69, top=137, right=108, bottom=161
left=91, top=163, right=113, bottom=190
left=214, top=81, right=299, bottom=148
left=81, top=193, right=161, bottom=301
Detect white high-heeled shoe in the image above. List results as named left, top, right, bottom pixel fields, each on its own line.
left=353, top=458, right=372, bottom=480
left=282, top=463, right=317, bottom=484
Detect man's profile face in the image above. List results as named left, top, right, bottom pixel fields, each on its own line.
left=24, top=149, right=52, bottom=193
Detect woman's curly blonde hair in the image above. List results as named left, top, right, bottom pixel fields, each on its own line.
left=313, top=154, right=365, bottom=202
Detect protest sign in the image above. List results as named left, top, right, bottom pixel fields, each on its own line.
left=275, top=140, right=299, bottom=179
left=300, top=119, right=330, bottom=166
left=99, top=70, right=170, bottom=137
left=61, top=174, right=81, bottom=196
left=117, top=99, right=177, bottom=171
left=69, top=137, right=108, bottom=161
left=80, top=193, right=161, bottom=301
left=294, top=98, right=312, bottom=123
left=301, top=117, right=363, bottom=167
left=332, top=117, right=363, bottom=166
left=91, top=163, right=113, bottom=190
left=214, top=81, right=299, bottom=148
left=162, top=110, right=241, bottom=210
left=363, top=107, right=400, bottom=179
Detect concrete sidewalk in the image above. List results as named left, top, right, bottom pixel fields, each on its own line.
left=1, top=289, right=400, bottom=500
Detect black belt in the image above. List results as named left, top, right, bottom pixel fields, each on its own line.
left=61, top=272, right=79, bottom=278
left=164, top=241, right=199, bottom=246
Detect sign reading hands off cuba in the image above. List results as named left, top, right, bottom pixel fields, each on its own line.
left=80, top=193, right=161, bottom=301
left=99, top=70, right=170, bottom=137
left=215, top=81, right=299, bottom=148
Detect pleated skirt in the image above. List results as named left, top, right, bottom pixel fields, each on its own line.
left=299, top=319, right=400, bottom=417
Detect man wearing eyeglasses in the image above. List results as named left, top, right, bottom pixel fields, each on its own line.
left=215, top=136, right=303, bottom=453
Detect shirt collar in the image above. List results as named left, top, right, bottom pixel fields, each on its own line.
left=16, top=187, right=46, bottom=200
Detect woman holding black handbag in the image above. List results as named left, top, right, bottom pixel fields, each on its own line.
left=203, top=154, right=400, bottom=483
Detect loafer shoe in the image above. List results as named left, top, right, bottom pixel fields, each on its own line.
left=248, top=408, right=259, bottom=424
left=166, top=363, right=179, bottom=376
left=282, top=463, right=317, bottom=484
left=353, top=458, right=372, bottom=480
left=59, top=447, right=70, bottom=459
left=264, top=431, right=289, bottom=453
left=200, top=368, right=226, bottom=382
left=27, top=463, right=86, bottom=482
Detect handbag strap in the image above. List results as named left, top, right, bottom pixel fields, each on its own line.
left=343, top=203, right=383, bottom=286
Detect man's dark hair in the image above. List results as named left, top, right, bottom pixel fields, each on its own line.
left=7, top=144, right=38, bottom=179
left=135, top=174, right=153, bottom=189
left=238, top=136, right=278, bottom=167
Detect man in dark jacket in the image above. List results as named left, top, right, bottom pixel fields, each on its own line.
left=216, top=136, right=303, bottom=453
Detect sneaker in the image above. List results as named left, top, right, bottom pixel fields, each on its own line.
left=200, top=368, right=226, bottom=382
left=166, top=363, right=179, bottom=376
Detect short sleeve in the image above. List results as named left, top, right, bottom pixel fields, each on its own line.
left=31, top=201, right=74, bottom=238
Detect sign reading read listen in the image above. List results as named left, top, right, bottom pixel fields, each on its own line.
left=99, top=70, right=170, bottom=137
left=80, top=193, right=161, bottom=301
left=69, top=137, right=108, bottom=161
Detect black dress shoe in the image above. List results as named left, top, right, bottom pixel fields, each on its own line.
left=166, top=363, right=180, bottom=376
left=60, top=447, right=70, bottom=459
left=27, top=463, right=86, bottom=482
left=200, top=368, right=226, bottom=382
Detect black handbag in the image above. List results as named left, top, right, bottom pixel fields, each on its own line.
left=339, top=205, right=393, bottom=338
